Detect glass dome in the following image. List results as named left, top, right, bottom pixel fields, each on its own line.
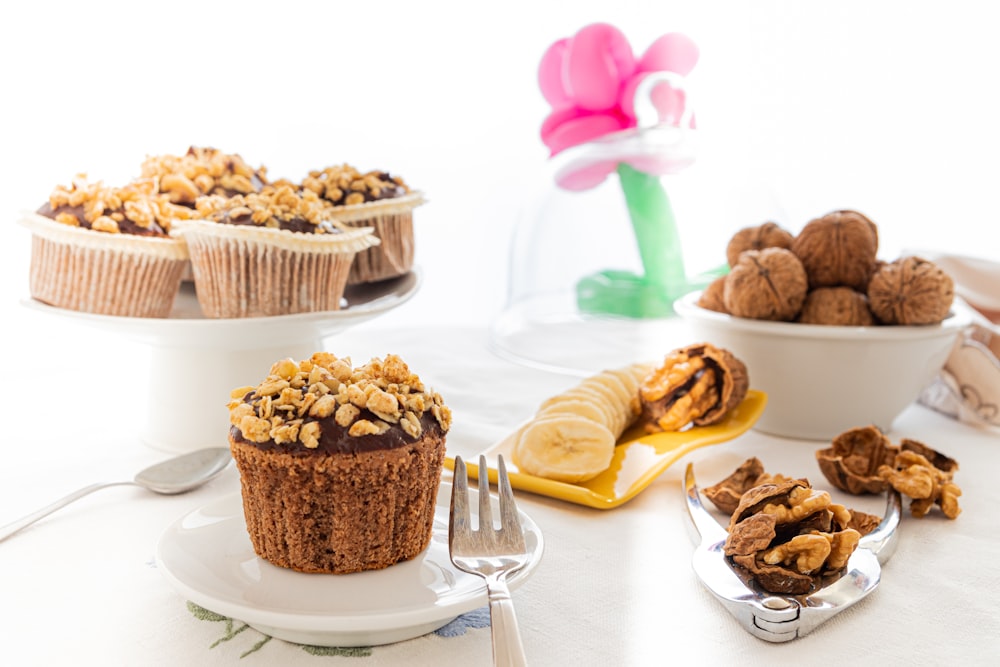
left=490, top=121, right=786, bottom=376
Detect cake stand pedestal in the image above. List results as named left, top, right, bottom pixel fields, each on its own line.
left=24, top=271, right=421, bottom=454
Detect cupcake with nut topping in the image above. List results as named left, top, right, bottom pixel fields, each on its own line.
left=19, top=174, right=191, bottom=317
left=302, top=164, right=424, bottom=284
left=172, top=183, right=379, bottom=318
left=140, top=145, right=267, bottom=206
left=227, top=352, right=452, bottom=574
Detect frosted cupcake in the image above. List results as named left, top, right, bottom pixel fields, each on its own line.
left=20, top=175, right=190, bottom=318
left=228, top=352, right=452, bottom=573
left=140, top=145, right=267, bottom=205
left=173, top=184, right=379, bottom=318
left=301, top=164, right=424, bottom=284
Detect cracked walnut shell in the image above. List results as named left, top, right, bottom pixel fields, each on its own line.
left=815, top=425, right=896, bottom=494
left=638, top=343, right=749, bottom=433
left=790, top=210, right=879, bottom=291
left=723, top=478, right=862, bottom=595
left=723, top=247, right=808, bottom=321
left=725, top=221, right=795, bottom=268
left=867, top=256, right=954, bottom=325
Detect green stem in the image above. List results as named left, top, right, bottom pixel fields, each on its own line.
left=616, top=162, right=685, bottom=288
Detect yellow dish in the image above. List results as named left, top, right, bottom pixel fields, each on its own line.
left=444, top=389, right=767, bottom=510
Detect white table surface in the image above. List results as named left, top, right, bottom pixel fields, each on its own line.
left=1, top=282, right=998, bottom=665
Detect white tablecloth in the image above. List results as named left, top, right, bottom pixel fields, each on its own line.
left=2, top=300, right=998, bottom=666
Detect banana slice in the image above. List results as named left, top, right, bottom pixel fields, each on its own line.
left=512, top=415, right=616, bottom=483
left=535, top=398, right=610, bottom=426
left=539, top=387, right=618, bottom=432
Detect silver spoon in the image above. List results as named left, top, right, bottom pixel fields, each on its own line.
left=0, top=447, right=232, bottom=542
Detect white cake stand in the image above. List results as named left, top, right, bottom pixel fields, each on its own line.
left=22, top=270, right=421, bottom=454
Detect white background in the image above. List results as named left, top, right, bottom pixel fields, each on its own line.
left=2, top=0, right=999, bottom=330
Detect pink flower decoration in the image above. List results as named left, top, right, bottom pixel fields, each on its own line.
left=538, top=23, right=699, bottom=189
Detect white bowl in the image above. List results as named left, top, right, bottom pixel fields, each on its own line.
left=673, top=292, right=971, bottom=440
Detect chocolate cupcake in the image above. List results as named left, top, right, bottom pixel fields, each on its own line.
left=172, top=184, right=378, bottom=318
left=140, top=145, right=267, bottom=206
left=302, top=164, right=424, bottom=284
left=227, top=352, right=452, bottom=574
left=19, top=175, right=190, bottom=317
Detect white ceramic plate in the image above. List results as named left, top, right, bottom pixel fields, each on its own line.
left=155, top=483, right=544, bottom=647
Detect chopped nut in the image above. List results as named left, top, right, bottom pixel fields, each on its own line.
left=229, top=352, right=450, bottom=449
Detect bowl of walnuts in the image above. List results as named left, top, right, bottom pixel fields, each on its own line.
left=673, top=210, right=971, bottom=441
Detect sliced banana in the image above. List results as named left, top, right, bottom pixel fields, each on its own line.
left=535, top=398, right=609, bottom=426
left=512, top=415, right=616, bottom=483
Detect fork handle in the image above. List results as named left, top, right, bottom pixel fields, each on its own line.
left=486, top=574, right=528, bottom=667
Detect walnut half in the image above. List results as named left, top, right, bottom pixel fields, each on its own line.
left=723, top=478, right=862, bottom=595
left=638, top=343, right=749, bottom=433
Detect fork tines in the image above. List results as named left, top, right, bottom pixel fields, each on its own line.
left=450, top=454, right=525, bottom=553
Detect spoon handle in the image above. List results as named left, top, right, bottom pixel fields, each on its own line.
left=0, top=481, right=131, bottom=543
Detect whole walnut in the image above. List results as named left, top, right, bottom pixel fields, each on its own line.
left=726, top=222, right=795, bottom=267
left=723, top=247, right=808, bottom=321
left=867, top=256, right=954, bottom=325
left=696, top=275, right=728, bottom=314
left=798, top=287, right=874, bottom=326
left=790, top=210, right=879, bottom=291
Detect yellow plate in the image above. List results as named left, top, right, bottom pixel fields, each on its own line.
left=444, top=389, right=767, bottom=510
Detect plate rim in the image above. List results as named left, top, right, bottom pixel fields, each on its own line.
left=155, top=481, right=543, bottom=641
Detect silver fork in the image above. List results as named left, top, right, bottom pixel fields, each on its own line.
left=450, top=454, right=529, bottom=667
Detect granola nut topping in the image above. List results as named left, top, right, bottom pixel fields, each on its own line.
left=228, top=353, right=451, bottom=450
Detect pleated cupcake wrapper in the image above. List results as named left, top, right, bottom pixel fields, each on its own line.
left=173, top=219, right=379, bottom=318
left=325, top=192, right=424, bottom=284
left=19, top=212, right=188, bottom=318
left=323, top=191, right=426, bottom=224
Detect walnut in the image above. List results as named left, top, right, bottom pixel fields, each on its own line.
left=867, top=256, right=954, bottom=325
left=723, top=248, right=808, bottom=321
left=696, top=276, right=728, bottom=314
left=878, top=448, right=962, bottom=519
left=723, top=478, right=863, bottom=595
left=815, top=425, right=897, bottom=494
left=797, top=286, right=874, bottom=326
left=704, top=457, right=766, bottom=515
left=725, top=221, right=795, bottom=267
left=703, top=458, right=795, bottom=516
left=790, top=210, right=879, bottom=291
left=817, top=428, right=962, bottom=519
left=639, top=343, right=749, bottom=433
